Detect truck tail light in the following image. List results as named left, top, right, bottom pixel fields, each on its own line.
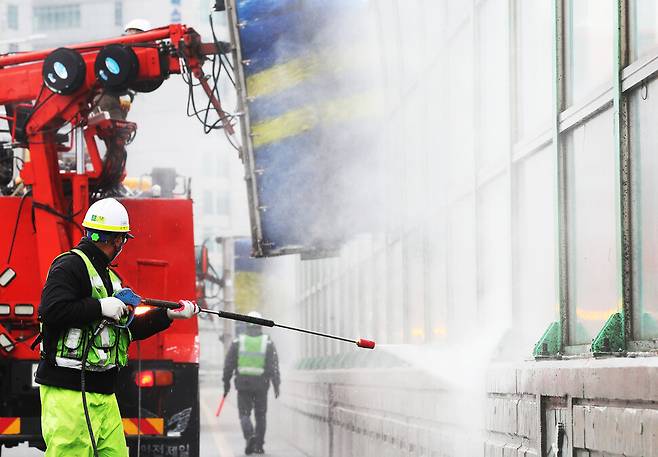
left=134, top=370, right=173, bottom=387
left=135, top=370, right=154, bottom=387
left=0, top=304, right=9, bottom=316
left=14, top=304, right=34, bottom=316
left=154, top=370, right=173, bottom=386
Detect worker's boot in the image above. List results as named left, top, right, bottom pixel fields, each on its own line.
left=253, top=446, right=265, bottom=454
left=245, top=436, right=257, bottom=455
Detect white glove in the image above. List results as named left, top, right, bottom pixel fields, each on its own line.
left=167, top=300, right=200, bottom=320
left=100, top=297, right=128, bottom=321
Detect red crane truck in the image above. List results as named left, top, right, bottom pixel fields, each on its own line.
left=0, top=24, right=234, bottom=456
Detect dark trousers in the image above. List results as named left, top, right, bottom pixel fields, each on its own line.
left=237, top=389, right=268, bottom=446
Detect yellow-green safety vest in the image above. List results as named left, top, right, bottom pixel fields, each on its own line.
left=237, top=334, right=268, bottom=376
left=54, top=249, right=132, bottom=371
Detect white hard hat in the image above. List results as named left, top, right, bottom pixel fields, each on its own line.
left=247, top=311, right=262, bottom=326
left=124, top=18, right=152, bottom=33
left=82, top=198, right=132, bottom=234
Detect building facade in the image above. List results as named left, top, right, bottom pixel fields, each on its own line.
left=279, top=1, right=658, bottom=456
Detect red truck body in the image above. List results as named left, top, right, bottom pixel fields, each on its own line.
left=0, top=197, right=201, bottom=456
left=0, top=24, right=217, bottom=456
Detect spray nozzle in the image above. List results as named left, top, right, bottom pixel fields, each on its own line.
left=356, top=338, right=376, bottom=349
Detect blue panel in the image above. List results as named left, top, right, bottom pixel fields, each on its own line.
left=234, top=0, right=382, bottom=257
left=234, top=238, right=264, bottom=272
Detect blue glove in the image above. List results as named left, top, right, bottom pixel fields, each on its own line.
left=114, top=288, right=142, bottom=306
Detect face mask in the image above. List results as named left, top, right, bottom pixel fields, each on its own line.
left=109, top=236, right=127, bottom=262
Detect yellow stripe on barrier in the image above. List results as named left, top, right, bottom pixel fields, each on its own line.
left=246, top=57, right=319, bottom=99
left=252, top=107, right=317, bottom=148
left=251, top=91, right=383, bottom=148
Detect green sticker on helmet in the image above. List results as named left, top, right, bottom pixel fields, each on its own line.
left=91, top=233, right=100, bottom=242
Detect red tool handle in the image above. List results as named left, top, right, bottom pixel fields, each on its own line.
left=215, top=395, right=226, bottom=417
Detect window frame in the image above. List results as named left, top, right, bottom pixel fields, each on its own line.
left=516, top=0, right=658, bottom=354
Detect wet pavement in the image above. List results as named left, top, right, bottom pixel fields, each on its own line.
left=199, top=376, right=305, bottom=457
left=3, top=320, right=306, bottom=457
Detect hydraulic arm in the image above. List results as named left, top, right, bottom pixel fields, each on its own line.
left=0, top=24, right=233, bottom=283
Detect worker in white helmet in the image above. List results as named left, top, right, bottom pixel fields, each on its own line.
left=93, top=19, right=152, bottom=121
left=123, top=18, right=152, bottom=34
left=223, top=311, right=281, bottom=455
left=35, top=198, right=199, bottom=456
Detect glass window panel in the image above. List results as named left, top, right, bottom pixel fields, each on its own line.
left=374, top=0, right=403, bottom=102
left=202, top=190, right=212, bottom=213
left=448, top=197, right=477, bottom=333
left=372, top=237, right=388, bottom=344
left=7, top=4, right=18, bottom=30
left=516, top=0, right=552, bottom=141
left=630, top=0, right=658, bottom=62
left=405, top=230, right=426, bottom=343
left=514, top=145, right=559, bottom=345
left=362, top=257, right=375, bottom=342
left=114, top=1, right=123, bottom=27
left=33, top=4, right=81, bottom=30
left=320, top=288, right=328, bottom=356
left=446, top=0, right=471, bottom=29
left=565, top=0, right=613, bottom=106
left=216, top=194, right=229, bottom=215
left=477, top=175, right=511, bottom=326
left=329, top=273, right=340, bottom=354
left=478, top=0, right=509, bottom=171
left=567, top=109, right=620, bottom=345
left=427, top=219, right=448, bottom=341
left=447, top=23, right=474, bottom=193
left=347, top=257, right=357, bottom=342
left=403, top=90, right=427, bottom=227
left=388, top=239, right=405, bottom=343
left=398, top=2, right=424, bottom=90
left=338, top=271, right=348, bottom=349
left=630, top=77, right=658, bottom=339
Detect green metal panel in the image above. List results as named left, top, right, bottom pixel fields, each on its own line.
left=534, top=321, right=562, bottom=358
left=591, top=312, right=625, bottom=354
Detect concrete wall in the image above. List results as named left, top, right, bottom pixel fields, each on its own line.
left=279, top=368, right=484, bottom=457
left=280, top=358, right=658, bottom=457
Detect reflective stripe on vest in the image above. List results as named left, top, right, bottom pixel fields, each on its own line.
left=237, top=334, right=268, bottom=376
left=54, top=249, right=131, bottom=371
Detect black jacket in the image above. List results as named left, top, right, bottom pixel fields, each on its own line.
left=35, top=238, right=172, bottom=394
left=223, top=330, right=280, bottom=392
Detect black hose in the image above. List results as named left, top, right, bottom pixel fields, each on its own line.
left=137, top=341, right=142, bottom=457
left=6, top=191, right=30, bottom=263
left=82, top=322, right=106, bottom=457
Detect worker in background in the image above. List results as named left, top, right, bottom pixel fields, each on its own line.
left=35, top=197, right=199, bottom=456
left=94, top=19, right=152, bottom=120
left=223, top=311, right=281, bottom=455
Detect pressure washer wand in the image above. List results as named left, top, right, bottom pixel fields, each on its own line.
left=142, top=298, right=376, bottom=349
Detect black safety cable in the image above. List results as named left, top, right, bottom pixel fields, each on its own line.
left=82, top=323, right=104, bottom=457
left=210, top=12, right=236, bottom=87
left=82, top=315, right=134, bottom=457
left=30, top=200, right=84, bottom=238
left=137, top=340, right=142, bottom=457
left=6, top=190, right=31, bottom=264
